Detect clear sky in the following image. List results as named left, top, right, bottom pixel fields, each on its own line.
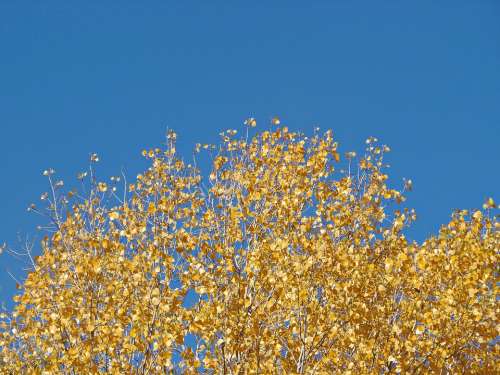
left=0, top=1, right=499, bottom=307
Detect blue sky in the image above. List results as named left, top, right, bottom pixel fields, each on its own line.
left=0, top=1, right=499, bottom=307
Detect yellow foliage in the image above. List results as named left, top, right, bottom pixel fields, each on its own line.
left=0, top=122, right=497, bottom=374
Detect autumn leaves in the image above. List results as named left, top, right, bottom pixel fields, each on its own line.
left=0, top=120, right=497, bottom=373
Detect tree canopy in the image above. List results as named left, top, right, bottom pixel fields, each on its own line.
left=0, top=121, right=498, bottom=374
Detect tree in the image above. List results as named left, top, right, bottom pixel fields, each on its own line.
left=0, top=121, right=497, bottom=374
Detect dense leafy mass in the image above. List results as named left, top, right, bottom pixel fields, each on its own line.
left=0, top=122, right=498, bottom=374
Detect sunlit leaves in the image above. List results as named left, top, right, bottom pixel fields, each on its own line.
left=0, top=120, right=497, bottom=374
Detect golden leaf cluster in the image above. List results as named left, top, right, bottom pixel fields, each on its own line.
left=0, top=122, right=498, bottom=374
